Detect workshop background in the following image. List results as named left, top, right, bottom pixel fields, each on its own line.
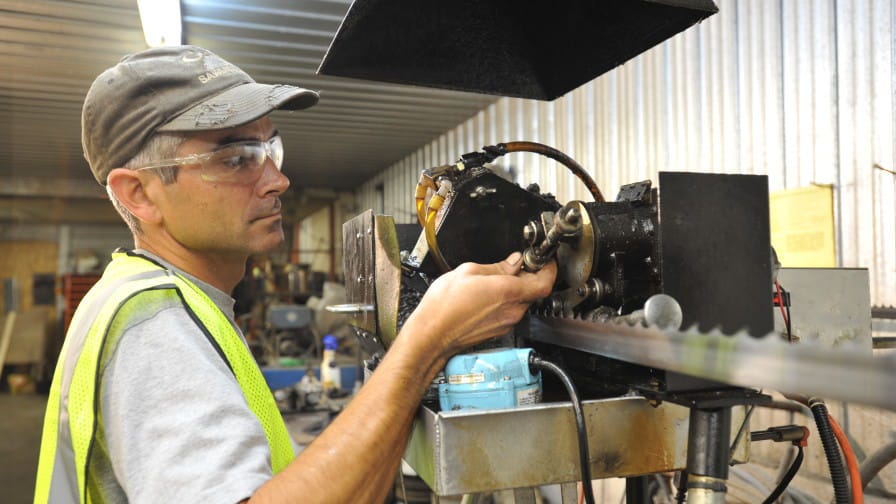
left=1, top=1, right=894, bottom=503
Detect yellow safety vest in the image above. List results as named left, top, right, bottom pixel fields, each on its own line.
left=34, top=251, right=294, bottom=503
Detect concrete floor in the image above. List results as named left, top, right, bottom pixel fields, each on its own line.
left=0, top=392, right=47, bottom=504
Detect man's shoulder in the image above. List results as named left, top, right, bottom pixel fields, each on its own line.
left=111, top=286, right=193, bottom=330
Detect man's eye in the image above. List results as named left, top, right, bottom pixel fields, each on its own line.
left=221, top=155, right=251, bottom=169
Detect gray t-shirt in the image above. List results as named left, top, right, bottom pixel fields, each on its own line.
left=89, top=250, right=280, bottom=503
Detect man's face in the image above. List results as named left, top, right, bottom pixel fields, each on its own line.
left=152, top=116, right=291, bottom=258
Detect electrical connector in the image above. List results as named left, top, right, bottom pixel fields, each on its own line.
left=750, top=425, right=810, bottom=447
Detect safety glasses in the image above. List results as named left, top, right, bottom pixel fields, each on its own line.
left=133, top=135, right=284, bottom=183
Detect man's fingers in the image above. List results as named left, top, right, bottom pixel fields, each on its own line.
left=455, top=252, right=523, bottom=276
left=501, top=252, right=523, bottom=274
left=499, top=259, right=557, bottom=304
left=453, top=252, right=555, bottom=301
left=479, top=251, right=524, bottom=275
left=520, top=259, right=556, bottom=300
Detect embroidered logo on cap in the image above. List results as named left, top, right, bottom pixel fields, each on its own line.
left=198, top=65, right=240, bottom=84
left=181, top=50, right=204, bottom=63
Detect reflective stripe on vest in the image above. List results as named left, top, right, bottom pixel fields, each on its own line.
left=34, top=252, right=293, bottom=503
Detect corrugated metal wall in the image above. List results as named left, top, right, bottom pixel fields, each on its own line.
left=355, top=0, right=896, bottom=307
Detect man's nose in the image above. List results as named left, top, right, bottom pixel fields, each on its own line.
left=259, top=157, right=290, bottom=193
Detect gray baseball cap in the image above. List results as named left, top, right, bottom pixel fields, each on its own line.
left=82, top=45, right=319, bottom=185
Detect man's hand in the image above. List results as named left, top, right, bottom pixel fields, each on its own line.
left=404, top=251, right=557, bottom=361
left=250, top=252, right=556, bottom=504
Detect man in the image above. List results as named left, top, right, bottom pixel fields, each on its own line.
left=34, top=45, right=556, bottom=503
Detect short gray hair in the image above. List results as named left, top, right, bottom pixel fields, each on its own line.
left=107, top=132, right=186, bottom=235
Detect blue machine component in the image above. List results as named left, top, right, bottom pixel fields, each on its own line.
left=439, top=347, right=542, bottom=411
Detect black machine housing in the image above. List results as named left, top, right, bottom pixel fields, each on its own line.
left=398, top=164, right=772, bottom=399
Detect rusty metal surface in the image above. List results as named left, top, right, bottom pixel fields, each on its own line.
left=554, top=200, right=595, bottom=311
left=404, top=397, right=748, bottom=496
left=343, top=211, right=376, bottom=335
left=373, top=215, right=401, bottom=348
left=342, top=212, right=401, bottom=349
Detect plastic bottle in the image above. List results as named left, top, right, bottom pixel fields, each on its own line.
left=320, top=334, right=340, bottom=391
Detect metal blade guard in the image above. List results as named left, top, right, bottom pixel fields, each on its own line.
left=320, top=0, right=719, bottom=100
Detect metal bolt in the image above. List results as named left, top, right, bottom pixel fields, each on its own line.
left=562, top=206, right=581, bottom=226
left=646, top=378, right=663, bottom=407
left=522, top=222, right=541, bottom=244
left=523, top=224, right=534, bottom=242
left=584, top=278, right=607, bottom=302
left=468, top=185, right=497, bottom=199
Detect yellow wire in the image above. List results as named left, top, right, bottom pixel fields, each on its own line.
left=414, top=181, right=430, bottom=228
left=414, top=171, right=441, bottom=228
left=424, top=185, right=451, bottom=272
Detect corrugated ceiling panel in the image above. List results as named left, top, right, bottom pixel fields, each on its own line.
left=0, top=0, right=500, bottom=194
left=355, top=0, right=894, bottom=306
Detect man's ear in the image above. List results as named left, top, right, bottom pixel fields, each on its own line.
left=106, top=168, right=163, bottom=225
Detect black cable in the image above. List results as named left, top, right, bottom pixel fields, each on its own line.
left=783, top=287, right=792, bottom=341
left=458, top=142, right=605, bottom=202
left=674, top=471, right=688, bottom=504
left=810, top=399, right=850, bottom=504
left=529, top=355, right=595, bottom=504
left=762, top=446, right=804, bottom=504
left=498, top=142, right=605, bottom=202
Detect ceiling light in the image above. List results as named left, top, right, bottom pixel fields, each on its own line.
left=137, top=0, right=182, bottom=48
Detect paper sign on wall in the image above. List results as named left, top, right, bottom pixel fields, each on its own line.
left=769, top=184, right=836, bottom=267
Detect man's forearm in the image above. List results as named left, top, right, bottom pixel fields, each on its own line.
left=250, top=316, right=444, bottom=503
left=249, top=255, right=555, bottom=502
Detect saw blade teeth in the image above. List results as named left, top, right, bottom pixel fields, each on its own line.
left=705, top=325, right=727, bottom=338
left=529, top=316, right=896, bottom=409
left=609, top=317, right=627, bottom=326
left=678, top=323, right=704, bottom=337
